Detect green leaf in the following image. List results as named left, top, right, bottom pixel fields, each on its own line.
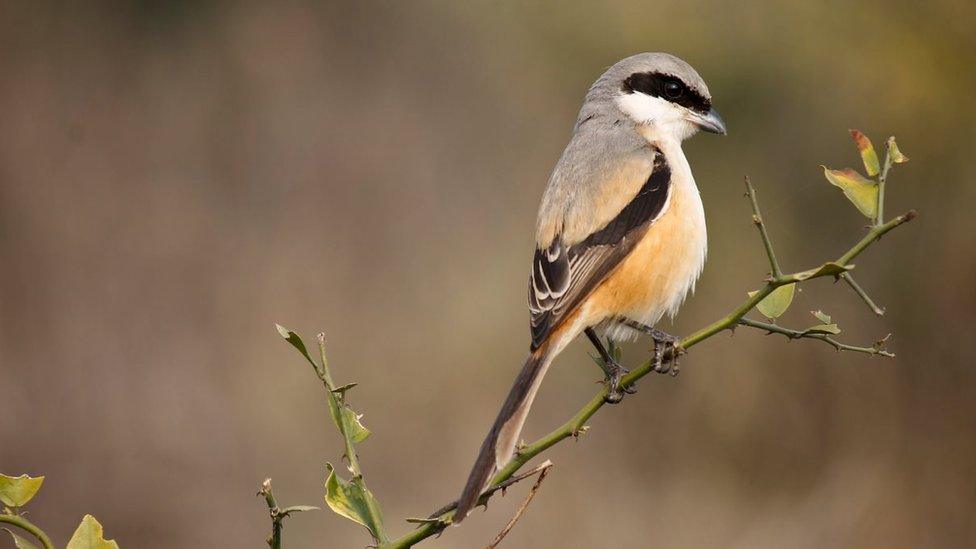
left=66, top=515, right=119, bottom=549
left=792, top=262, right=853, bottom=281
left=804, top=324, right=842, bottom=335
left=850, top=130, right=880, bottom=176
left=811, top=310, right=832, bottom=324
left=324, top=464, right=384, bottom=540
left=822, top=166, right=879, bottom=218
left=749, top=284, right=795, bottom=319
left=3, top=528, right=40, bottom=549
left=0, top=474, right=44, bottom=507
left=323, top=378, right=370, bottom=445
left=886, top=136, right=908, bottom=164
left=339, top=406, right=371, bottom=443
left=275, top=324, right=318, bottom=369
left=803, top=311, right=840, bottom=334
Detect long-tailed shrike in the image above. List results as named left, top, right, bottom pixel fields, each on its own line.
left=456, top=52, right=726, bottom=521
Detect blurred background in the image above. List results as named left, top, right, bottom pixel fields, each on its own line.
left=1, top=1, right=974, bottom=547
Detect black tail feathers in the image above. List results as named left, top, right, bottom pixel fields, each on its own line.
left=454, top=349, right=551, bottom=522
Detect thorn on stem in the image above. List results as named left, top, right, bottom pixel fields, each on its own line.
left=515, top=440, right=527, bottom=456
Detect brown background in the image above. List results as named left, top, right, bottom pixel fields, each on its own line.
left=2, top=1, right=974, bottom=547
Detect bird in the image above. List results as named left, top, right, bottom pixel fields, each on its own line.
left=454, top=52, right=726, bottom=522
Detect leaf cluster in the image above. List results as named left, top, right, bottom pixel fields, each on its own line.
left=1, top=473, right=117, bottom=549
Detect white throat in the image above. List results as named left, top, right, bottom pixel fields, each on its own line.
left=615, top=92, right=699, bottom=142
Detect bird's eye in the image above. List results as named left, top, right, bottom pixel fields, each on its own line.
left=664, top=80, right=683, bottom=99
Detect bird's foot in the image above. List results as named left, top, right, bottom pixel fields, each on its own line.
left=585, top=327, right=637, bottom=403
left=623, top=319, right=685, bottom=376
left=621, top=319, right=685, bottom=375
left=595, top=356, right=635, bottom=404
left=650, top=331, right=684, bottom=376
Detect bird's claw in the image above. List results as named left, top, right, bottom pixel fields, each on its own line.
left=651, top=332, right=684, bottom=375
left=602, top=359, right=634, bottom=403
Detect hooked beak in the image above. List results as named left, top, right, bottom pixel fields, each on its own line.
left=689, top=107, right=727, bottom=135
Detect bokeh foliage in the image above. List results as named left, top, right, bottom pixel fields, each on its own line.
left=1, top=2, right=974, bottom=548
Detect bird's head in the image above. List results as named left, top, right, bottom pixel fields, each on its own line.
left=583, top=52, right=726, bottom=142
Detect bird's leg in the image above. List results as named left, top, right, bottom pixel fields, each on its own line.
left=622, top=319, right=684, bottom=375
left=584, top=327, right=635, bottom=403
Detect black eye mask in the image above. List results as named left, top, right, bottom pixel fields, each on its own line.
left=621, top=71, right=712, bottom=114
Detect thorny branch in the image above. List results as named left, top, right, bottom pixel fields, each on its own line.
left=486, top=464, right=552, bottom=549
left=385, top=175, right=914, bottom=548
left=745, top=175, right=782, bottom=278
left=258, top=479, right=319, bottom=549
left=416, top=460, right=555, bottom=522
left=737, top=317, right=894, bottom=356
left=270, top=132, right=915, bottom=548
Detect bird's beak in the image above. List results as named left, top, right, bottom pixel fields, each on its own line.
left=689, top=108, right=727, bottom=135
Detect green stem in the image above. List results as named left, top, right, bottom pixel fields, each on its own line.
left=316, top=335, right=389, bottom=544
left=259, top=480, right=282, bottom=549
left=837, top=211, right=916, bottom=265
left=840, top=273, right=885, bottom=316
left=388, top=522, right=436, bottom=548
left=875, top=150, right=893, bottom=226
left=0, top=514, right=54, bottom=549
left=744, top=176, right=782, bottom=277
left=319, top=335, right=362, bottom=477
left=737, top=317, right=893, bottom=356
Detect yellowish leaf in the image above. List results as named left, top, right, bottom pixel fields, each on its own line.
left=822, top=166, right=878, bottom=218
left=850, top=129, right=880, bottom=176
left=339, top=406, right=371, bottom=443
left=0, top=474, right=44, bottom=507
left=66, top=515, right=119, bottom=549
left=886, top=136, right=908, bottom=164
left=324, top=464, right=384, bottom=540
left=748, top=284, right=795, bottom=319
left=811, top=310, right=832, bottom=324
left=792, top=262, right=852, bottom=281
left=804, top=324, right=841, bottom=335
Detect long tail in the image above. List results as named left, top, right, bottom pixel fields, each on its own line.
left=455, top=345, right=555, bottom=522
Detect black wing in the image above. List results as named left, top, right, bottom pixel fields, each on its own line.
left=528, top=153, right=672, bottom=350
